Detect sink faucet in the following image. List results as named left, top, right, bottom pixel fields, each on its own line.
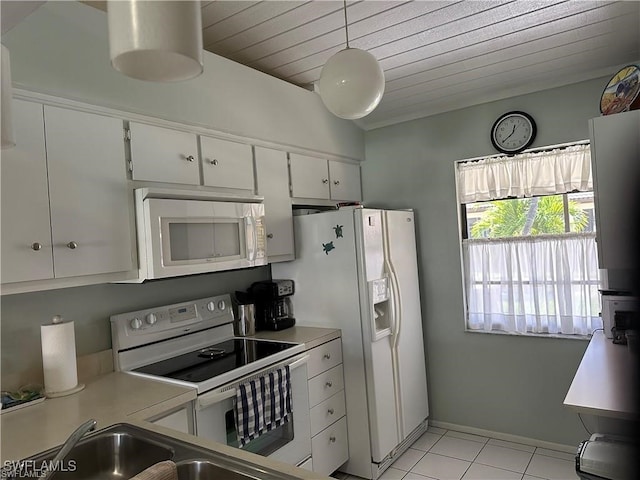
left=38, top=419, right=97, bottom=480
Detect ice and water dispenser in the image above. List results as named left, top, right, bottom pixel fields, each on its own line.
left=370, top=277, right=392, bottom=340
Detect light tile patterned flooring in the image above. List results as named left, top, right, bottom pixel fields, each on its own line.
left=332, top=426, right=579, bottom=480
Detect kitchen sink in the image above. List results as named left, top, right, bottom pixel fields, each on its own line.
left=9, top=423, right=301, bottom=480
left=176, top=459, right=264, bottom=480
left=23, top=431, right=173, bottom=479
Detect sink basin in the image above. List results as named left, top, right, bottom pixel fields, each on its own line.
left=176, top=459, right=264, bottom=480
left=11, top=424, right=303, bottom=480
left=23, top=430, right=173, bottom=479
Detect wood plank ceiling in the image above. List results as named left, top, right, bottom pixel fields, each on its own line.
left=5, top=1, right=639, bottom=130
left=199, top=0, right=640, bottom=130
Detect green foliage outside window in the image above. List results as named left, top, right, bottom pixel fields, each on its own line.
left=469, top=195, right=588, bottom=238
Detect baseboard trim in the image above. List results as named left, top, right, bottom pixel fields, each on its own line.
left=429, top=420, right=576, bottom=454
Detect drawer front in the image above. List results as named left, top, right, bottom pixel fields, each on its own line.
left=307, top=339, right=343, bottom=378
left=311, top=417, right=349, bottom=476
left=308, top=365, right=344, bottom=407
left=310, top=390, right=346, bottom=436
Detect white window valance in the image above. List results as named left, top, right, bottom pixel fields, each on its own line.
left=457, top=144, right=592, bottom=204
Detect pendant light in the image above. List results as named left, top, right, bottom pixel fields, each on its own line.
left=318, top=0, right=385, bottom=120
left=107, top=0, right=204, bottom=82
left=1, top=44, right=15, bottom=149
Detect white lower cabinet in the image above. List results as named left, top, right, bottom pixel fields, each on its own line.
left=1, top=100, right=134, bottom=286
left=306, top=338, right=349, bottom=475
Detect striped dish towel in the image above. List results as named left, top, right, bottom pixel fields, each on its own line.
left=235, top=365, right=292, bottom=447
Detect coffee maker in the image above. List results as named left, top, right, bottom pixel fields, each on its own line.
left=249, top=279, right=296, bottom=331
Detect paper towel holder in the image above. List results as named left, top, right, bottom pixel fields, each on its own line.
left=41, top=315, right=85, bottom=398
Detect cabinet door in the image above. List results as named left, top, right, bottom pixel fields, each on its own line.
left=44, top=106, right=134, bottom=278
left=129, top=122, right=199, bottom=185
left=590, top=110, right=640, bottom=271
left=254, top=147, right=294, bottom=260
left=1, top=100, right=54, bottom=283
left=289, top=153, right=330, bottom=199
left=201, top=136, right=254, bottom=190
left=329, top=161, right=362, bottom=201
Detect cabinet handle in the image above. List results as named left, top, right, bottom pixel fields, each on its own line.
left=325, top=381, right=332, bottom=388
left=323, top=353, right=331, bottom=360
left=322, top=178, right=329, bottom=184
left=329, top=436, right=336, bottom=443
left=333, top=180, right=340, bottom=186
left=31, top=242, right=43, bottom=251
left=207, top=158, right=218, bottom=165
left=328, top=408, right=335, bottom=415
left=66, top=241, right=78, bottom=250
left=185, top=155, right=195, bottom=162
left=267, top=233, right=274, bottom=239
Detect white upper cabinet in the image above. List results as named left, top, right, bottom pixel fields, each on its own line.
left=254, top=146, right=294, bottom=261
left=129, top=122, right=200, bottom=185
left=44, top=106, right=134, bottom=278
left=200, top=136, right=254, bottom=190
left=590, top=110, right=640, bottom=275
left=289, top=153, right=361, bottom=202
left=328, top=160, right=362, bottom=202
left=289, top=153, right=331, bottom=199
left=1, top=100, right=54, bottom=283
left=1, top=100, right=134, bottom=288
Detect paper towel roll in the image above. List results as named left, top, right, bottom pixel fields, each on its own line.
left=41, top=317, right=83, bottom=397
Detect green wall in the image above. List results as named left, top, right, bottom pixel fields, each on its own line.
left=362, top=78, right=611, bottom=446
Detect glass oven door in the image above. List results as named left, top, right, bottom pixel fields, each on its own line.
left=194, top=353, right=311, bottom=466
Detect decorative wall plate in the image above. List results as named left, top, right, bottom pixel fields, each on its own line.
left=600, top=65, right=640, bottom=115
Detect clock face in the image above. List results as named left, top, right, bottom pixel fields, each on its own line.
left=491, top=111, right=536, bottom=154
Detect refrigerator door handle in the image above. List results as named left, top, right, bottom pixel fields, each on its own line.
left=383, top=211, right=405, bottom=440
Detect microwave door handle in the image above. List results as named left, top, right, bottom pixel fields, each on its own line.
left=197, top=388, right=237, bottom=410
left=245, top=216, right=257, bottom=262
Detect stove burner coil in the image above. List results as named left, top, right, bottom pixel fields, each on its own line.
left=198, top=347, right=226, bottom=359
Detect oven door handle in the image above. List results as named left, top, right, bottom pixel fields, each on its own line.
left=196, top=353, right=309, bottom=410
left=197, top=388, right=237, bottom=410
left=289, top=354, right=310, bottom=370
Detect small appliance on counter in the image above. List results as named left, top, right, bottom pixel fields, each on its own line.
left=249, top=280, right=296, bottom=331
left=232, top=290, right=256, bottom=336
left=601, top=292, right=640, bottom=344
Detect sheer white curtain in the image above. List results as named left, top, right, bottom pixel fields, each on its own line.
left=463, top=234, right=602, bottom=335
left=458, top=144, right=601, bottom=336
left=457, top=144, right=592, bottom=203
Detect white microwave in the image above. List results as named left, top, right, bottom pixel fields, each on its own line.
left=134, top=188, right=267, bottom=280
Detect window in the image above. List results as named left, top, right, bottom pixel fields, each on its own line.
left=457, top=144, right=602, bottom=336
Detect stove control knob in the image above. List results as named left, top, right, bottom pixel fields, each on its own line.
left=207, top=301, right=216, bottom=312
left=217, top=300, right=226, bottom=311
left=145, top=313, right=157, bottom=325
left=130, top=318, right=143, bottom=330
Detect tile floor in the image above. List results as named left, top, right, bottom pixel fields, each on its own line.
left=332, top=426, right=579, bottom=480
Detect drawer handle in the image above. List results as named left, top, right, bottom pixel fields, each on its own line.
left=31, top=242, right=43, bottom=251
left=267, top=233, right=274, bottom=239
left=325, top=381, right=333, bottom=388
left=329, top=436, right=336, bottom=443
left=66, top=241, right=78, bottom=250
left=323, top=353, right=331, bottom=360
left=207, top=158, right=218, bottom=165
left=327, top=408, right=334, bottom=415
left=185, top=155, right=195, bottom=162
left=322, top=178, right=329, bottom=184
left=334, top=180, right=340, bottom=186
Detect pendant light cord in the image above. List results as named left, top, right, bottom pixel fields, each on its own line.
left=343, top=0, right=350, bottom=48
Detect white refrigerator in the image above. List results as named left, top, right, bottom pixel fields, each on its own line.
left=272, top=207, right=429, bottom=479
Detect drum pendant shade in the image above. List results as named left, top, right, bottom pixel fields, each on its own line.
left=318, top=47, right=385, bottom=120
left=107, top=0, right=204, bottom=82
left=1, top=44, right=15, bottom=149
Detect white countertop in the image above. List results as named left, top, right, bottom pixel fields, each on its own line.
left=563, top=331, right=638, bottom=420
left=0, top=326, right=341, bottom=479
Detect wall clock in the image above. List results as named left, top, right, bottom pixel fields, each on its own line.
left=490, top=111, right=537, bottom=154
